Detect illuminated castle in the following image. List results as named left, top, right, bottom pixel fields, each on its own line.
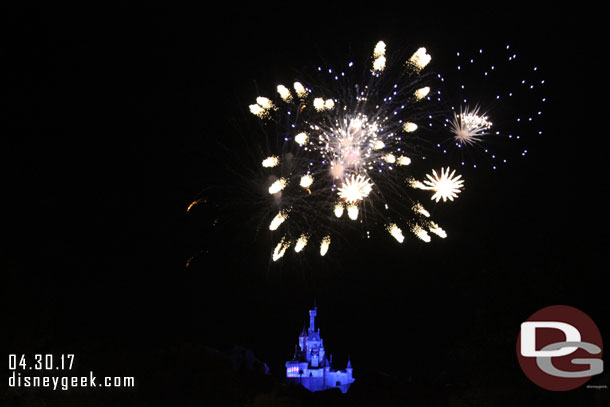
left=285, top=307, right=355, bottom=393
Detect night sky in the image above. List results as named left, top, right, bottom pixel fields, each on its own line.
left=3, top=6, right=608, bottom=407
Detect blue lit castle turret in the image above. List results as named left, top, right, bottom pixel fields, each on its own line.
left=285, top=307, right=355, bottom=393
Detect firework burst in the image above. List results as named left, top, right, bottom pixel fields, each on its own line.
left=450, top=105, right=492, bottom=146
left=438, top=45, right=547, bottom=169
left=409, top=167, right=464, bottom=203
left=246, top=40, right=536, bottom=261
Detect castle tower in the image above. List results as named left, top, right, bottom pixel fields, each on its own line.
left=308, top=307, right=317, bottom=334
left=298, top=325, right=307, bottom=352
left=346, top=359, right=353, bottom=381
left=285, top=306, right=355, bottom=393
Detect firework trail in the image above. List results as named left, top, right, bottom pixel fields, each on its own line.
left=247, top=40, right=543, bottom=261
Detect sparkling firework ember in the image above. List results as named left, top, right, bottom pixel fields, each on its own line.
left=248, top=40, right=538, bottom=260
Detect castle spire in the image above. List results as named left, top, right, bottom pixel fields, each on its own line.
left=309, top=307, right=317, bottom=334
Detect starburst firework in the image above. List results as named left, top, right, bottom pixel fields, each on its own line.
left=243, top=40, right=540, bottom=260
left=410, top=167, right=464, bottom=202
left=450, top=105, right=492, bottom=146
left=337, top=175, right=373, bottom=204
left=437, top=45, right=547, bottom=170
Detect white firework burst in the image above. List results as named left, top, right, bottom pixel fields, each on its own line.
left=440, top=44, right=546, bottom=170
left=186, top=40, right=544, bottom=265
left=251, top=41, right=455, bottom=259
left=338, top=174, right=373, bottom=203
left=413, top=167, right=465, bottom=202
left=450, top=105, right=492, bottom=146
left=245, top=40, right=533, bottom=261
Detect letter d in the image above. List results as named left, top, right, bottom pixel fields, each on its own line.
left=9, top=371, right=15, bottom=387
left=521, top=321, right=581, bottom=357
